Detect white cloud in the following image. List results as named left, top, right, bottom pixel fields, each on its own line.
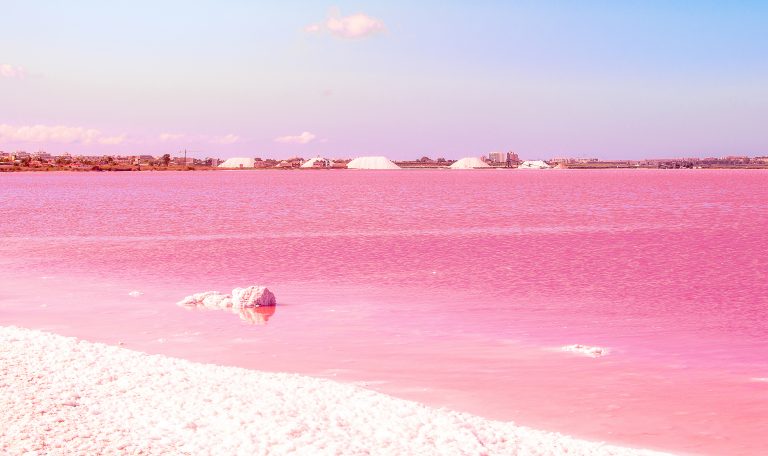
left=0, top=64, right=26, bottom=79
left=274, top=131, right=316, bottom=145
left=159, top=132, right=184, bottom=141
left=0, top=124, right=124, bottom=145
left=214, top=134, right=240, bottom=145
left=305, top=11, right=385, bottom=39
left=98, top=135, right=126, bottom=145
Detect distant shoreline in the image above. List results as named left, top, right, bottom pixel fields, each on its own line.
left=2, top=164, right=768, bottom=172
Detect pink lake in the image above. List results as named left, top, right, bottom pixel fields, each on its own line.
left=2, top=169, right=767, bottom=455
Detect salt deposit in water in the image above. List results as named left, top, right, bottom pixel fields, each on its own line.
left=177, top=286, right=276, bottom=324
left=177, top=286, right=275, bottom=310
left=561, top=344, right=610, bottom=358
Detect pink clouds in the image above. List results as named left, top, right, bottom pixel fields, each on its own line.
left=0, top=64, right=26, bottom=79
left=0, top=124, right=125, bottom=145
left=274, top=131, right=316, bottom=144
left=305, top=11, right=385, bottom=39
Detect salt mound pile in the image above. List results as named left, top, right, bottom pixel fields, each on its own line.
left=300, top=157, right=329, bottom=168
left=561, top=344, right=610, bottom=358
left=518, top=160, right=552, bottom=169
left=450, top=157, right=491, bottom=169
left=218, top=157, right=255, bottom=168
left=346, top=156, right=400, bottom=169
left=1, top=326, right=669, bottom=456
left=177, top=286, right=276, bottom=310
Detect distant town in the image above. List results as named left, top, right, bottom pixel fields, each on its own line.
left=1, top=149, right=767, bottom=171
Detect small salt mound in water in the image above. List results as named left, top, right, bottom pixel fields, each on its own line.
left=128, top=291, right=143, bottom=297
left=177, top=286, right=275, bottom=309
left=561, top=344, right=609, bottom=358
left=177, top=286, right=276, bottom=325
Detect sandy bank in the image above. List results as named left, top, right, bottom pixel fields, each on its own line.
left=0, top=326, right=669, bottom=455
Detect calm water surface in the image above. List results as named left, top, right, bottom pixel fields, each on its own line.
left=2, top=169, right=767, bottom=455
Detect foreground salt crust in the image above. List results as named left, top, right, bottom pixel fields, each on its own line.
left=0, top=327, right=668, bottom=456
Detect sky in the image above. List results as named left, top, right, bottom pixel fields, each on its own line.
left=1, top=0, right=767, bottom=160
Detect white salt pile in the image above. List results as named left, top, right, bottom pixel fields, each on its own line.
left=1, top=326, right=668, bottom=455
left=561, top=344, right=610, bottom=358
left=346, top=156, right=401, bottom=169
left=218, top=157, right=255, bottom=168
left=518, top=160, right=552, bottom=169
left=127, top=290, right=143, bottom=297
left=449, top=157, right=491, bottom=169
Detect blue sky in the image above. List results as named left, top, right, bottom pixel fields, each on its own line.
left=1, top=1, right=766, bottom=159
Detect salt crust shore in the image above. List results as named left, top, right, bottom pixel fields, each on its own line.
left=1, top=327, right=670, bottom=456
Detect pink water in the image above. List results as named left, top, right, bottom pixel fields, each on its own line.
left=2, top=170, right=767, bottom=454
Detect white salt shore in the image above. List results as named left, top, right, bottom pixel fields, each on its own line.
left=1, top=326, right=669, bottom=456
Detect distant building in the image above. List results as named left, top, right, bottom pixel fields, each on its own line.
left=32, top=151, right=52, bottom=161
left=488, top=151, right=506, bottom=163
left=301, top=157, right=331, bottom=168
left=172, top=157, right=194, bottom=166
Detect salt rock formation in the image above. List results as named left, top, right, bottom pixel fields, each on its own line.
left=177, top=287, right=275, bottom=310
left=177, top=291, right=233, bottom=310
left=232, top=286, right=276, bottom=309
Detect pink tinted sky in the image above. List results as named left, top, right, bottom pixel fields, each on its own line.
left=1, top=1, right=767, bottom=160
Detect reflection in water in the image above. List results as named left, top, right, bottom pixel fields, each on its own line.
left=238, top=306, right=276, bottom=325
left=176, top=287, right=277, bottom=325
left=180, top=301, right=277, bottom=325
